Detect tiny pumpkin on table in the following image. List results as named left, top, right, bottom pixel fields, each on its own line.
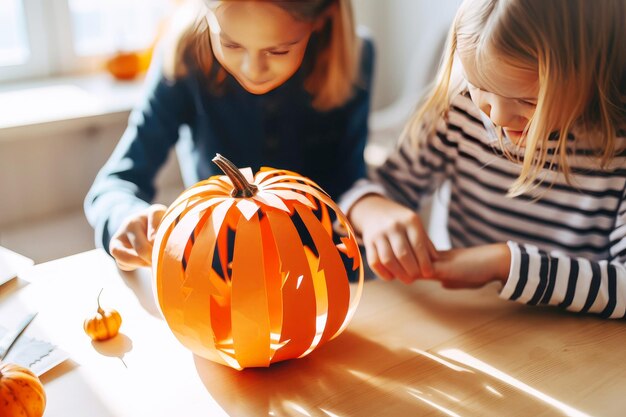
left=0, top=361, right=46, bottom=417
left=84, top=289, right=122, bottom=341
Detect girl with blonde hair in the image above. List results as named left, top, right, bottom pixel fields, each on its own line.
left=86, top=0, right=374, bottom=271
left=344, top=0, right=626, bottom=317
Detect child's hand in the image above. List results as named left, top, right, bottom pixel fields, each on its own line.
left=109, top=204, right=167, bottom=271
left=349, top=194, right=437, bottom=283
left=431, top=244, right=511, bottom=289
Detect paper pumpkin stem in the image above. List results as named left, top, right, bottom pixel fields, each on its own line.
left=212, top=154, right=259, bottom=198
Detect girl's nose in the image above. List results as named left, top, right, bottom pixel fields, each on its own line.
left=480, top=95, right=516, bottom=128
left=242, top=53, right=267, bottom=81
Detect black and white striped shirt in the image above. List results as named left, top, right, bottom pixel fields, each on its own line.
left=342, top=93, right=626, bottom=318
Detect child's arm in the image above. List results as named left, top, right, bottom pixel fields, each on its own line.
left=431, top=194, right=626, bottom=318
left=430, top=243, right=511, bottom=288
left=499, top=239, right=626, bottom=318
left=84, top=50, right=193, bottom=264
left=107, top=204, right=167, bottom=271
left=350, top=193, right=437, bottom=282
left=342, top=118, right=456, bottom=281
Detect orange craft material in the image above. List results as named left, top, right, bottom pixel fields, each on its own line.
left=152, top=154, right=364, bottom=369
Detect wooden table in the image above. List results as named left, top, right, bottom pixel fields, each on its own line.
left=0, top=249, right=624, bottom=417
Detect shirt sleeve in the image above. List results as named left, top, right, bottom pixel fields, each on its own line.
left=339, top=116, right=457, bottom=215
left=84, top=49, right=194, bottom=253
left=329, top=35, right=375, bottom=199
left=500, top=189, right=626, bottom=319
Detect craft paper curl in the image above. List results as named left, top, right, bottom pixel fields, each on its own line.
left=152, top=154, right=364, bottom=369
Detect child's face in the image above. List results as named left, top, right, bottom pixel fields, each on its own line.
left=458, top=46, right=539, bottom=146
left=207, top=1, right=315, bottom=95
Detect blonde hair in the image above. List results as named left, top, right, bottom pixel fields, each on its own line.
left=162, top=0, right=359, bottom=111
left=408, top=0, right=626, bottom=196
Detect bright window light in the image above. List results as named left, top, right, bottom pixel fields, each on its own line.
left=68, top=0, right=171, bottom=56
left=0, top=0, right=30, bottom=66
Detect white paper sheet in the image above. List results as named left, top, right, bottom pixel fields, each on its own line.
left=0, top=246, right=34, bottom=286
left=0, top=326, right=69, bottom=376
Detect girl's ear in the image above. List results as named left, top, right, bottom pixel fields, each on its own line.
left=312, top=3, right=337, bottom=32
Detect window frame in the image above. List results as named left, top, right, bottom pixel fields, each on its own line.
left=0, top=0, right=169, bottom=84
left=0, top=0, right=53, bottom=82
left=48, top=0, right=113, bottom=76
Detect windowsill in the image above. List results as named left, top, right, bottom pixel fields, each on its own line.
left=0, top=72, right=146, bottom=134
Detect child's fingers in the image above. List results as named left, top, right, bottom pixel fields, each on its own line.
left=364, top=241, right=394, bottom=281
left=109, top=237, right=150, bottom=271
left=441, top=281, right=466, bottom=289
left=406, top=225, right=434, bottom=278
left=371, top=263, right=396, bottom=282
left=427, top=239, right=439, bottom=261
left=374, top=238, right=413, bottom=284
left=415, top=240, right=434, bottom=278
left=147, top=205, right=167, bottom=242
left=116, top=255, right=151, bottom=272
left=387, top=231, right=420, bottom=281
left=126, top=222, right=153, bottom=265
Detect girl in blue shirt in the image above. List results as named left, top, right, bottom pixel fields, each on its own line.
left=85, top=0, right=374, bottom=271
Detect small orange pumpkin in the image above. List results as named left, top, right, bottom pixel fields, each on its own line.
left=105, top=50, right=150, bottom=81
left=83, top=289, right=122, bottom=341
left=0, top=361, right=46, bottom=417
left=152, top=154, right=364, bottom=369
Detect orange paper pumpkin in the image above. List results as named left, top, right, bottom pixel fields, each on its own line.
left=152, top=154, right=364, bottom=369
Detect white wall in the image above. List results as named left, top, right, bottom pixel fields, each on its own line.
left=354, top=0, right=461, bottom=110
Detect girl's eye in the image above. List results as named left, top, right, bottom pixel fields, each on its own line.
left=266, top=50, right=289, bottom=56
left=517, top=99, right=537, bottom=107
left=222, top=43, right=241, bottom=50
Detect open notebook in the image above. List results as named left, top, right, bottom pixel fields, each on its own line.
left=0, top=246, right=34, bottom=286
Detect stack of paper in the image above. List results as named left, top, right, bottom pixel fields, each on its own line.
left=0, top=246, right=34, bottom=286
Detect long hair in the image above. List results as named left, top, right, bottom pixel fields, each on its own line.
left=162, top=0, right=359, bottom=111
left=407, top=0, right=626, bottom=196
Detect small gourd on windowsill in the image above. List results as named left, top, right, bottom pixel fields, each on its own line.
left=105, top=48, right=152, bottom=81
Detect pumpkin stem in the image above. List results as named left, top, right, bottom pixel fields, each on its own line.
left=212, top=153, right=258, bottom=198
left=97, top=288, right=105, bottom=315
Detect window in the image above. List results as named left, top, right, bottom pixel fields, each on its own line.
left=68, top=0, right=170, bottom=56
left=0, top=0, right=29, bottom=67
left=0, top=0, right=172, bottom=83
